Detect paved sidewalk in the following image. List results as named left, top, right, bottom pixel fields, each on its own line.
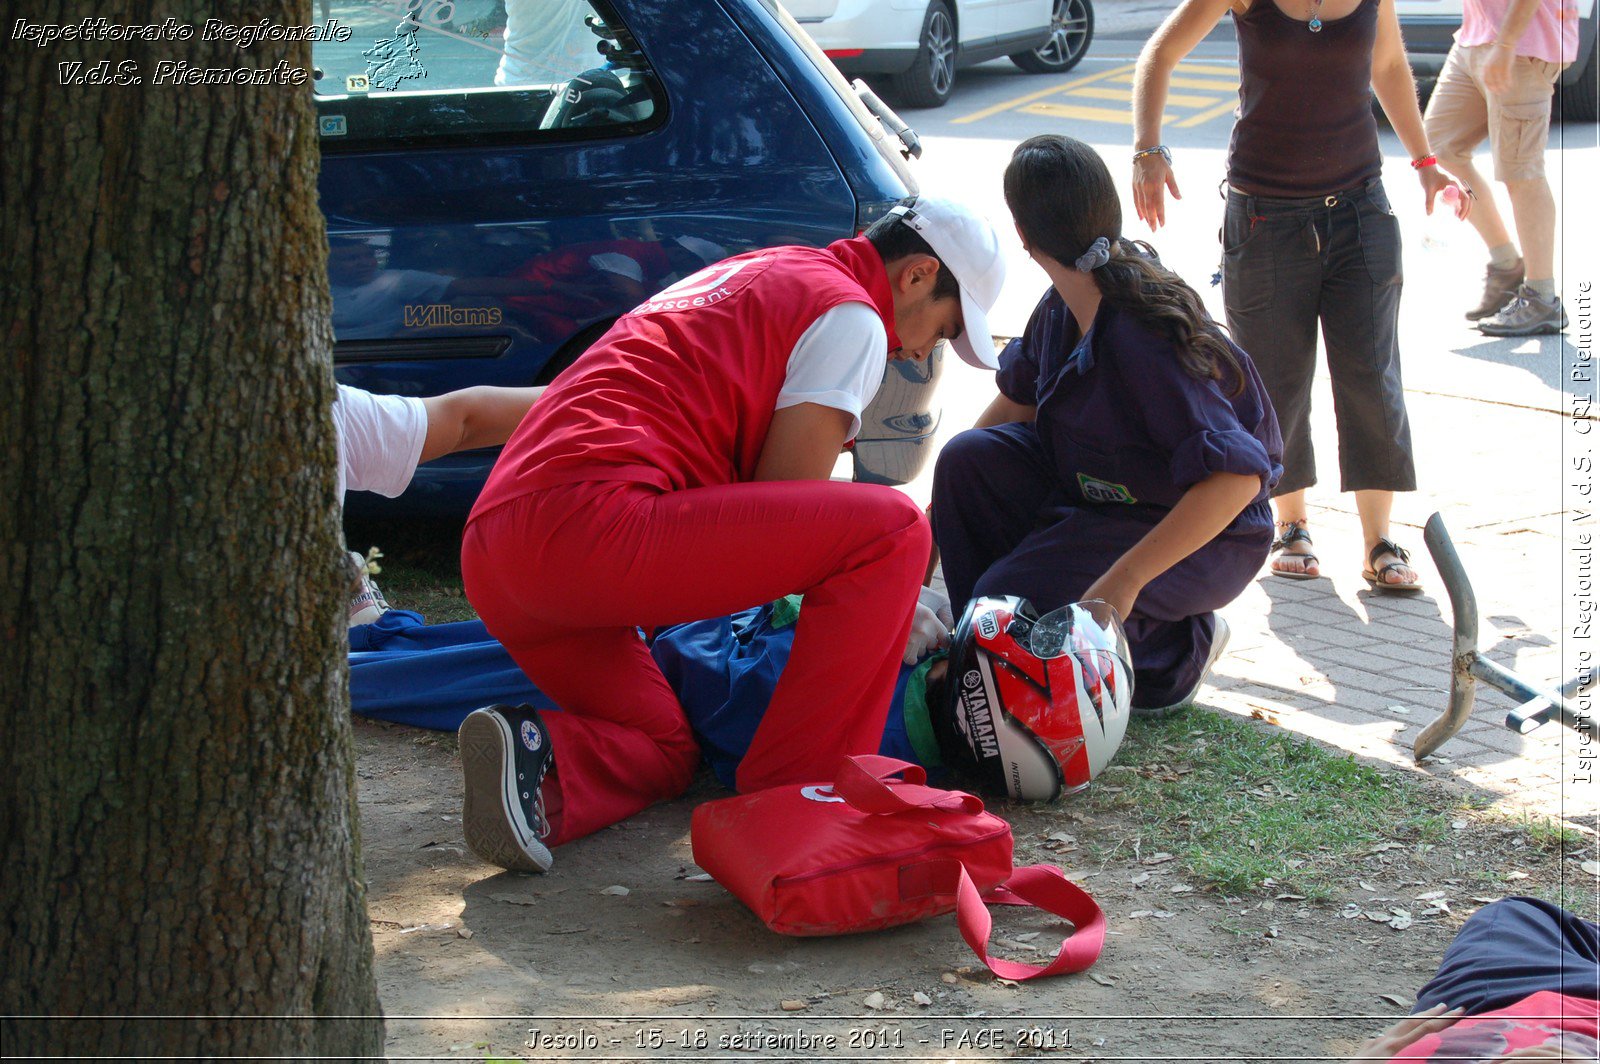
left=1202, top=384, right=1593, bottom=824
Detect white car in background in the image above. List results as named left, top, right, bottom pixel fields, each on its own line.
left=787, top=0, right=1094, bottom=108
left=1397, top=0, right=1597, bottom=120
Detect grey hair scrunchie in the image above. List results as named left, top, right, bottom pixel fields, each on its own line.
left=1074, top=236, right=1112, bottom=272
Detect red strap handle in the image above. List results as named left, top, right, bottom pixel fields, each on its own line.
left=831, top=758, right=1104, bottom=980
left=958, top=863, right=1106, bottom=981
left=831, top=755, right=986, bottom=816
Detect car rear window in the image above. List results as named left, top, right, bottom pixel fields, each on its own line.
left=313, top=0, right=664, bottom=149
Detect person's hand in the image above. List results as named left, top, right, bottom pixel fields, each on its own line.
left=1080, top=571, right=1142, bottom=625
left=1484, top=41, right=1515, bottom=94
left=1419, top=165, right=1472, bottom=220
left=904, top=602, right=952, bottom=665
left=1349, top=1004, right=1465, bottom=1061
left=1132, top=153, right=1181, bottom=231
left=918, top=585, right=954, bottom=629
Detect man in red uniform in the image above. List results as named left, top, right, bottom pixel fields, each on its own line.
left=456, top=198, right=1005, bottom=874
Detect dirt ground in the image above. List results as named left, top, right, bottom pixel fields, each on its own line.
left=354, top=717, right=1591, bottom=1063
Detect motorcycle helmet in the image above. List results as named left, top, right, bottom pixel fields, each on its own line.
left=936, top=596, right=1132, bottom=802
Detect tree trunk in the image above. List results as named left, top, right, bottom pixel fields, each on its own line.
left=0, top=3, right=384, bottom=1057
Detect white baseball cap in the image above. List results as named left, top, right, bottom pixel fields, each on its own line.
left=888, top=197, right=1005, bottom=370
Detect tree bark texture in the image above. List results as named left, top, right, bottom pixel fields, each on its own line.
left=0, top=2, right=384, bottom=1057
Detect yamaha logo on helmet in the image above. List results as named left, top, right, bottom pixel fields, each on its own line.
left=955, top=662, right=1001, bottom=762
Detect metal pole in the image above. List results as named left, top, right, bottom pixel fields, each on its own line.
left=1506, top=672, right=1589, bottom=734
left=1416, top=514, right=1590, bottom=759
left=1415, top=514, right=1479, bottom=761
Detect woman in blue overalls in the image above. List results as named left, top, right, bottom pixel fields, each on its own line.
left=931, top=135, right=1284, bottom=715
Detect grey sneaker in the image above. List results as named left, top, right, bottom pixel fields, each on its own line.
left=1465, top=258, right=1524, bottom=321
left=347, top=551, right=391, bottom=627
left=459, top=704, right=554, bottom=874
left=1132, top=616, right=1230, bottom=719
left=1478, top=285, right=1568, bottom=336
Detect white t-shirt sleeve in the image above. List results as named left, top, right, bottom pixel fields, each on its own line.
left=332, top=384, right=429, bottom=501
left=775, top=301, right=887, bottom=440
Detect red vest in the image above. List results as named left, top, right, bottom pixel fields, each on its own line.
left=472, top=237, right=899, bottom=517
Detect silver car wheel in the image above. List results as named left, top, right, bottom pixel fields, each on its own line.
left=926, top=8, right=955, bottom=96
left=1034, top=0, right=1090, bottom=67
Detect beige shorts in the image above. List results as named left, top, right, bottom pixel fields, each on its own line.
left=1423, top=43, right=1565, bottom=182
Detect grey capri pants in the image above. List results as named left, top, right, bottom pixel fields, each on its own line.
left=1221, top=178, right=1416, bottom=497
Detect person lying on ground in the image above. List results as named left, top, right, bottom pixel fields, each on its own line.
left=1349, top=896, right=1597, bottom=1062
left=353, top=586, right=1131, bottom=828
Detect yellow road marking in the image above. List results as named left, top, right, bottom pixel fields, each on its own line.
left=1112, top=73, right=1238, bottom=91
left=1021, top=102, right=1187, bottom=125
left=1072, top=85, right=1220, bottom=108
left=1176, top=99, right=1240, bottom=127
left=953, top=61, right=1137, bottom=124
left=1173, top=62, right=1241, bottom=76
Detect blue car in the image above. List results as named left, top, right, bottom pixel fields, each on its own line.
left=314, top=0, right=939, bottom=518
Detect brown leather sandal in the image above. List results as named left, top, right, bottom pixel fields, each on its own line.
left=1362, top=537, right=1423, bottom=594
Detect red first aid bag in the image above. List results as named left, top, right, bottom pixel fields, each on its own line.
left=691, top=755, right=1105, bottom=980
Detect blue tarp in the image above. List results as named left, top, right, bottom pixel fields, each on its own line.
left=348, top=610, right=556, bottom=728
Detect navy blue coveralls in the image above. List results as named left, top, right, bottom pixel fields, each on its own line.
left=931, top=290, right=1284, bottom=709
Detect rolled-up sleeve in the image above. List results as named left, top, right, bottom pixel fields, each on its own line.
left=1168, top=427, right=1274, bottom=490
left=995, top=336, right=1037, bottom=405
left=1120, top=329, right=1275, bottom=493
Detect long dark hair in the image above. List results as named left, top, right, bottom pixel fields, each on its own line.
left=1003, top=135, right=1245, bottom=396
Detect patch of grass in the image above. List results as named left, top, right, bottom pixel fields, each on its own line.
left=1554, top=881, right=1599, bottom=916
left=1072, top=710, right=1459, bottom=899
left=1499, top=809, right=1589, bottom=851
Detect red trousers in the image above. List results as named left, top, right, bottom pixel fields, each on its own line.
left=461, top=479, right=929, bottom=847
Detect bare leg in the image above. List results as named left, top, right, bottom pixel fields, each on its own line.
left=1271, top=489, right=1320, bottom=578
left=1503, top=176, right=1558, bottom=285
left=1355, top=489, right=1418, bottom=586
left=1455, top=157, right=1514, bottom=251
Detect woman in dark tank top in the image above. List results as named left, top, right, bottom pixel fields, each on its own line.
left=1130, top=0, right=1470, bottom=594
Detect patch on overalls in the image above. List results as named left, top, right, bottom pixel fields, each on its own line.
left=1076, top=473, right=1136, bottom=505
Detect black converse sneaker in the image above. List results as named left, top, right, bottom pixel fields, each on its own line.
left=459, top=704, right=554, bottom=873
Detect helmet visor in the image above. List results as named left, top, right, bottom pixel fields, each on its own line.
left=1028, top=601, right=1134, bottom=762
left=1027, top=600, right=1130, bottom=664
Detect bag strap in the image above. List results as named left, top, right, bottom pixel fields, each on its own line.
left=956, top=863, right=1107, bottom=981
left=832, top=755, right=985, bottom=816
